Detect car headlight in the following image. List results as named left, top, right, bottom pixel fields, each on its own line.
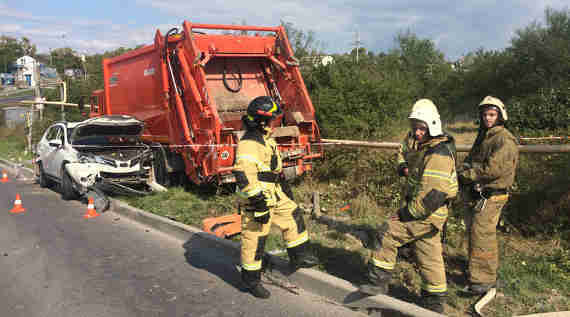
left=78, top=154, right=116, bottom=167
left=94, top=156, right=117, bottom=167
left=78, top=153, right=97, bottom=164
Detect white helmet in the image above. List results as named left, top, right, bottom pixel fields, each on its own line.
left=479, top=96, right=508, bottom=121
left=408, top=99, right=443, bottom=136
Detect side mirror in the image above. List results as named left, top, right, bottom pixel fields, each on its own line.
left=49, top=139, right=63, bottom=148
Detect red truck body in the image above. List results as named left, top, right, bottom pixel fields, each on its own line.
left=90, top=21, right=322, bottom=185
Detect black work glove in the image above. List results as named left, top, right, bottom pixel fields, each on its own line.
left=396, top=206, right=415, bottom=222
left=248, top=192, right=270, bottom=224
left=253, top=211, right=270, bottom=224
left=397, top=162, right=409, bottom=177
left=280, top=174, right=294, bottom=200
left=458, top=173, right=471, bottom=186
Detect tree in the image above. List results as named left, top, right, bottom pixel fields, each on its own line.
left=0, top=36, right=25, bottom=73
left=50, top=47, right=83, bottom=75
left=281, top=21, right=321, bottom=59
left=508, top=7, right=570, bottom=93
left=392, top=30, right=451, bottom=100
left=20, top=37, right=36, bottom=56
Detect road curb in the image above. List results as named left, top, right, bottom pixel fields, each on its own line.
left=0, top=158, right=35, bottom=181
left=110, top=197, right=443, bottom=317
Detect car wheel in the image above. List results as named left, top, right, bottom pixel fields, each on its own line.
left=61, top=166, right=79, bottom=200
left=38, top=163, right=50, bottom=188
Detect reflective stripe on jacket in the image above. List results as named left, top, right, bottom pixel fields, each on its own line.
left=233, top=129, right=283, bottom=205
left=406, top=135, right=458, bottom=220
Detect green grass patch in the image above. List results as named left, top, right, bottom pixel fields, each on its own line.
left=0, top=125, right=33, bottom=163
left=120, top=186, right=237, bottom=226
left=0, top=89, right=34, bottom=99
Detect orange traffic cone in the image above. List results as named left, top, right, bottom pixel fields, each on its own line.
left=10, top=194, right=25, bottom=213
left=0, top=171, right=10, bottom=183
left=83, top=197, right=100, bottom=219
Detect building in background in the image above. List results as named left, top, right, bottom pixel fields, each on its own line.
left=14, top=55, right=38, bottom=87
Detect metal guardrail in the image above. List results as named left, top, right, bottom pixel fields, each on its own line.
left=320, top=138, right=570, bottom=153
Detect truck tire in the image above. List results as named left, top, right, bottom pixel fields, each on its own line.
left=152, top=144, right=170, bottom=186
left=38, top=163, right=50, bottom=188
left=60, top=166, right=79, bottom=200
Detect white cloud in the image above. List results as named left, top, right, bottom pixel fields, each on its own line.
left=0, top=24, right=22, bottom=33
left=1, top=1, right=568, bottom=61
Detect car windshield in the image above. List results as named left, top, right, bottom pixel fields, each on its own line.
left=71, top=125, right=141, bottom=146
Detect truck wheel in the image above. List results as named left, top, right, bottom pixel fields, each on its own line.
left=60, top=166, right=79, bottom=200
left=152, top=145, right=170, bottom=186
left=38, top=163, right=50, bottom=188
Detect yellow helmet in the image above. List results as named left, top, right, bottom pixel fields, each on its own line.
left=479, top=96, right=508, bottom=121
left=408, top=99, right=443, bottom=136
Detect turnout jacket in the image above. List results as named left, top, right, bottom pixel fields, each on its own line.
left=397, top=132, right=421, bottom=175
left=404, top=135, right=458, bottom=222
left=460, top=126, right=519, bottom=190
left=232, top=128, right=284, bottom=207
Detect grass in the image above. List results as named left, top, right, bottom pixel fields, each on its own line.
left=0, top=88, right=34, bottom=98
left=1, top=119, right=568, bottom=316
left=0, top=125, right=33, bottom=164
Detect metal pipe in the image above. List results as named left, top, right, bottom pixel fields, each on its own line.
left=320, top=138, right=570, bottom=153
left=190, top=23, right=279, bottom=32
left=20, top=100, right=79, bottom=107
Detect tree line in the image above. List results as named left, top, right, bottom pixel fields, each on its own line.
left=303, top=7, right=569, bottom=138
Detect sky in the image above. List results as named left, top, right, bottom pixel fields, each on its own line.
left=0, top=0, right=567, bottom=61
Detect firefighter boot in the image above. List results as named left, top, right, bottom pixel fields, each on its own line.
left=241, top=269, right=270, bottom=299
left=358, top=263, right=392, bottom=296
left=421, top=290, right=447, bottom=314
left=463, top=282, right=496, bottom=296
left=287, top=242, right=318, bottom=270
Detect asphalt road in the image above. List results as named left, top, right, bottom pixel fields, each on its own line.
left=0, top=95, right=34, bottom=105
left=0, top=177, right=363, bottom=317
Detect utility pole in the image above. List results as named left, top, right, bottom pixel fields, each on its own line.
left=351, top=28, right=363, bottom=64
left=34, top=59, right=43, bottom=120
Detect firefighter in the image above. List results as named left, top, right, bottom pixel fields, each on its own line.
left=232, top=96, right=318, bottom=299
left=458, top=96, right=519, bottom=295
left=359, top=99, right=458, bottom=313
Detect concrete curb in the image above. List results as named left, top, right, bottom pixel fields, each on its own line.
left=0, top=158, right=35, bottom=181
left=110, top=195, right=443, bottom=317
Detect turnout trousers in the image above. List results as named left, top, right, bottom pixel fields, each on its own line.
left=241, top=195, right=308, bottom=271
left=464, top=194, right=508, bottom=284
left=371, top=209, right=448, bottom=294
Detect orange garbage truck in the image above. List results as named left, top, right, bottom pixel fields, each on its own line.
left=89, top=20, right=323, bottom=187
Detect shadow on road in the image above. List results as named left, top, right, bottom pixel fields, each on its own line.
left=182, top=233, right=248, bottom=294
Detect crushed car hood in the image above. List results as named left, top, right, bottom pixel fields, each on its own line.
left=71, top=115, right=144, bottom=141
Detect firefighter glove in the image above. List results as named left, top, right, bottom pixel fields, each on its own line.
left=397, top=206, right=415, bottom=222
left=397, top=162, right=409, bottom=177
left=254, top=211, right=270, bottom=224
left=249, top=192, right=270, bottom=224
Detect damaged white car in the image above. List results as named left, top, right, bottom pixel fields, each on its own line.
left=35, top=115, right=163, bottom=211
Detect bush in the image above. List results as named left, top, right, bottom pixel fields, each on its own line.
left=509, top=87, right=570, bottom=136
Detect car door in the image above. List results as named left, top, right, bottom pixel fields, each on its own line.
left=51, top=126, right=69, bottom=180
left=42, top=125, right=64, bottom=178
left=37, top=125, right=56, bottom=176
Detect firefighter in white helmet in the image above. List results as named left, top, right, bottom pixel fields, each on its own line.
left=232, top=96, right=318, bottom=299
left=458, top=96, right=519, bottom=295
left=359, top=99, right=458, bottom=313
